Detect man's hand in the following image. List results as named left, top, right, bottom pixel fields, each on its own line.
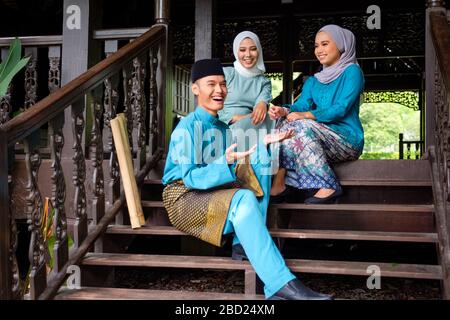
left=251, top=102, right=267, bottom=125
left=268, top=105, right=288, bottom=120
left=263, top=129, right=294, bottom=145
left=225, top=143, right=257, bottom=164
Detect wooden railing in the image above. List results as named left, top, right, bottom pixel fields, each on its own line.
left=0, top=36, right=62, bottom=154
left=399, top=133, right=423, bottom=159
left=427, top=6, right=450, bottom=299
left=0, top=24, right=167, bottom=300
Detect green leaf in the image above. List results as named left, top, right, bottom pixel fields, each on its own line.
left=47, top=236, right=55, bottom=269
left=0, top=37, right=23, bottom=81
left=0, top=56, right=29, bottom=97
left=0, top=61, right=5, bottom=76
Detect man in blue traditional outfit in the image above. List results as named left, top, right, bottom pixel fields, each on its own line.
left=162, top=58, right=332, bottom=300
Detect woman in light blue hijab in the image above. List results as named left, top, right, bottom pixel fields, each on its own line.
left=218, top=31, right=275, bottom=151
left=269, top=24, right=364, bottom=204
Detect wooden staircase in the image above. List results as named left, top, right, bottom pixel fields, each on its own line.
left=1, top=3, right=448, bottom=302
left=54, top=159, right=446, bottom=300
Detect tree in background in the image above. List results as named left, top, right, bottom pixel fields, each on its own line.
left=360, top=102, right=420, bottom=159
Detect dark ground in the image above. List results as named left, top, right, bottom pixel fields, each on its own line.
left=113, top=236, right=442, bottom=300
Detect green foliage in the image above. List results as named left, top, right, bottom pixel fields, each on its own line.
left=360, top=102, right=420, bottom=158
left=0, top=38, right=30, bottom=97
left=23, top=198, right=74, bottom=295
left=45, top=207, right=74, bottom=269
left=360, top=152, right=399, bottom=160
left=363, top=91, right=419, bottom=110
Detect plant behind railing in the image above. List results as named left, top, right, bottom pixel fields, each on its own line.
left=0, top=24, right=167, bottom=300
left=0, top=38, right=30, bottom=97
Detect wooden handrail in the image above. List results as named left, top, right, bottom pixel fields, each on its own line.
left=38, top=148, right=164, bottom=300
left=0, top=25, right=165, bottom=146
left=0, top=35, right=62, bottom=47
left=430, top=11, right=450, bottom=90
left=93, top=28, right=150, bottom=40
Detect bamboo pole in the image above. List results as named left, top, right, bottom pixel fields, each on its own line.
left=110, top=114, right=145, bottom=228
left=117, top=113, right=146, bottom=225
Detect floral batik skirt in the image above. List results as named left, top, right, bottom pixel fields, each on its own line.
left=277, top=119, right=361, bottom=191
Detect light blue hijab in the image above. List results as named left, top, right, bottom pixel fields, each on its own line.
left=314, top=24, right=358, bottom=84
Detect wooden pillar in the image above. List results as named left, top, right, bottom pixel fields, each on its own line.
left=155, top=0, right=173, bottom=153
left=425, top=0, right=445, bottom=149
left=420, top=75, right=425, bottom=156
left=60, top=0, right=102, bottom=222
left=195, top=0, right=215, bottom=61
left=281, top=4, right=294, bottom=105
left=0, top=130, right=11, bottom=299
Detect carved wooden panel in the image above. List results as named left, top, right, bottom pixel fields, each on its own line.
left=24, top=133, right=46, bottom=299
left=24, top=48, right=38, bottom=110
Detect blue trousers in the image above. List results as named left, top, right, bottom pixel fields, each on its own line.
left=222, top=145, right=296, bottom=298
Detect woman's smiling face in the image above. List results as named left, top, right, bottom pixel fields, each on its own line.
left=314, top=31, right=341, bottom=67
left=238, top=37, right=259, bottom=69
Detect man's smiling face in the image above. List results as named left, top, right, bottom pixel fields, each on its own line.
left=192, top=75, right=228, bottom=116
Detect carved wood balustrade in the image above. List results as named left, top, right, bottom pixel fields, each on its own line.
left=427, top=7, right=450, bottom=299
left=0, top=24, right=167, bottom=300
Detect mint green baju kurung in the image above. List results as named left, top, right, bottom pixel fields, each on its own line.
left=218, top=67, right=275, bottom=150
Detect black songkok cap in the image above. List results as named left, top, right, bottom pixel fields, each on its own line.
left=191, top=58, right=225, bottom=83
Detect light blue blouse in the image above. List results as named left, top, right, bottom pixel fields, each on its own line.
left=218, top=67, right=272, bottom=125
left=289, top=64, right=365, bottom=150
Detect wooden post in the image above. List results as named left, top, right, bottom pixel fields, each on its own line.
left=193, top=0, right=216, bottom=113
left=399, top=133, right=404, bottom=159
left=155, top=0, right=173, bottom=153
left=195, top=0, right=215, bottom=61
left=60, top=0, right=102, bottom=226
left=425, top=1, right=446, bottom=149
left=0, top=129, right=11, bottom=299
left=281, top=4, right=294, bottom=105
left=419, top=77, right=425, bottom=156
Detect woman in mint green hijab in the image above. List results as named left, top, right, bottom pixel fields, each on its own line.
left=218, top=31, right=275, bottom=151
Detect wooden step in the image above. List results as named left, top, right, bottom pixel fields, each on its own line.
left=55, top=287, right=264, bottom=300
left=272, top=203, right=434, bottom=212
left=141, top=200, right=434, bottom=213
left=333, top=160, right=431, bottom=186
left=81, top=253, right=443, bottom=280
left=106, top=225, right=438, bottom=243
left=82, top=253, right=253, bottom=270
left=287, top=259, right=442, bottom=280
left=270, top=229, right=438, bottom=243
left=143, top=179, right=431, bottom=187
left=143, top=160, right=432, bottom=187
left=139, top=201, right=435, bottom=233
